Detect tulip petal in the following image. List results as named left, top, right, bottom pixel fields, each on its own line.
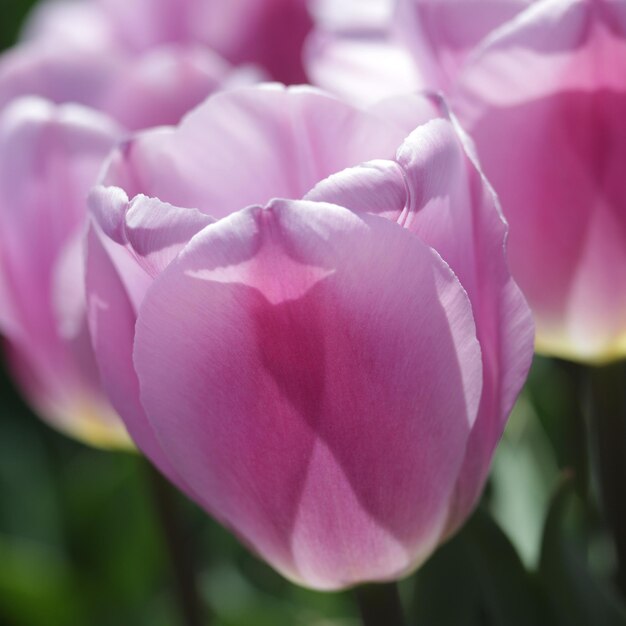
left=92, top=0, right=312, bottom=83
left=89, top=185, right=215, bottom=278
left=88, top=185, right=129, bottom=244
left=300, top=107, right=534, bottom=530
left=102, top=45, right=236, bottom=130
left=0, top=40, right=238, bottom=132
left=96, top=0, right=196, bottom=51
left=395, top=0, right=532, bottom=88
left=367, top=90, right=447, bottom=139
left=395, top=116, right=534, bottom=530
left=51, top=228, right=88, bottom=341
left=22, top=0, right=115, bottom=49
left=123, top=195, right=215, bottom=277
left=311, top=0, right=396, bottom=31
left=0, top=244, right=20, bottom=340
left=305, top=30, right=424, bottom=105
left=85, top=224, right=192, bottom=483
left=303, top=159, right=406, bottom=220
left=0, top=97, right=129, bottom=446
left=102, top=85, right=410, bottom=217
left=134, top=198, right=482, bottom=589
left=192, top=0, right=313, bottom=83
left=88, top=185, right=154, bottom=312
left=453, top=0, right=626, bottom=361
left=454, top=0, right=621, bottom=118
left=86, top=185, right=215, bottom=473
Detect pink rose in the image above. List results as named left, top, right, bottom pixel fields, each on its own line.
left=86, top=85, right=533, bottom=588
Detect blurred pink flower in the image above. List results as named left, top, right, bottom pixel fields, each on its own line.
left=308, top=0, right=626, bottom=363
left=0, top=97, right=131, bottom=447
left=0, top=0, right=314, bottom=446
left=27, top=0, right=313, bottom=84
left=0, top=0, right=313, bottom=130
left=0, top=42, right=247, bottom=131
left=86, top=85, right=533, bottom=589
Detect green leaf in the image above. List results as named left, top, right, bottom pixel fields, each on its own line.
left=539, top=477, right=626, bottom=626
left=0, top=534, right=86, bottom=626
left=410, top=508, right=548, bottom=626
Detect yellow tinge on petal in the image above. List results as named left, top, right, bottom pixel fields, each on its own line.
left=535, top=328, right=626, bottom=366
left=50, top=399, right=135, bottom=451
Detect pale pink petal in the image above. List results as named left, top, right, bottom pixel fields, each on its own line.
left=85, top=185, right=214, bottom=463
left=96, top=0, right=196, bottom=51
left=4, top=331, right=129, bottom=447
left=453, top=0, right=626, bottom=361
left=88, top=183, right=213, bottom=302
left=0, top=244, right=20, bottom=340
left=305, top=0, right=424, bottom=104
left=93, top=0, right=311, bottom=83
left=0, top=41, right=237, bottom=131
left=453, top=0, right=615, bottom=121
left=395, top=0, right=532, bottom=88
left=305, top=30, right=424, bottom=105
left=88, top=185, right=129, bottom=244
left=124, top=195, right=215, bottom=277
left=85, top=224, right=192, bottom=479
left=18, top=0, right=313, bottom=87
left=395, top=115, right=534, bottom=530
left=0, top=97, right=119, bottom=346
left=102, top=85, right=410, bottom=217
left=102, top=46, right=235, bottom=130
left=88, top=184, right=215, bottom=279
left=134, top=199, right=482, bottom=590
left=0, top=97, right=130, bottom=446
left=21, top=0, right=116, bottom=50
left=304, top=160, right=406, bottom=221
left=0, top=45, right=119, bottom=113
left=367, top=90, right=447, bottom=138
left=193, top=0, right=313, bottom=83
left=300, top=104, right=534, bottom=530
left=310, top=0, right=395, bottom=31
left=51, top=227, right=88, bottom=340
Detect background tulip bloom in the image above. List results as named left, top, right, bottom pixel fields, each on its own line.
left=0, top=97, right=130, bottom=447
left=309, top=0, right=626, bottom=363
left=0, top=0, right=312, bottom=131
left=86, top=85, right=533, bottom=589
left=444, top=0, right=626, bottom=363
left=27, top=0, right=313, bottom=84
left=0, top=2, right=261, bottom=131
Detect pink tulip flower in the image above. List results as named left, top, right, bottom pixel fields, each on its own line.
left=445, top=0, right=626, bottom=363
left=0, top=0, right=312, bottom=126
left=0, top=0, right=309, bottom=444
left=306, top=0, right=427, bottom=105
left=27, top=0, right=312, bottom=80
left=0, top=0, right=267, bottom=131
left=309, top=0, right=626, bottom=363
left=86, top=85, right=533, bottom=589
left=0, top=97, right=131, bottom=447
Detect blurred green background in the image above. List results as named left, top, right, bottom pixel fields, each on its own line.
left=1, top=2, right=626, bottom=625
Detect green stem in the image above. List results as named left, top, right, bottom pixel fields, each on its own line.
left=554, top=359, right=589, bottom=500
left=354, top=582, right=406, bottom=626
left=144, top=461, right=207, bottom=626
left=585, top=360, right=626, bottom=597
